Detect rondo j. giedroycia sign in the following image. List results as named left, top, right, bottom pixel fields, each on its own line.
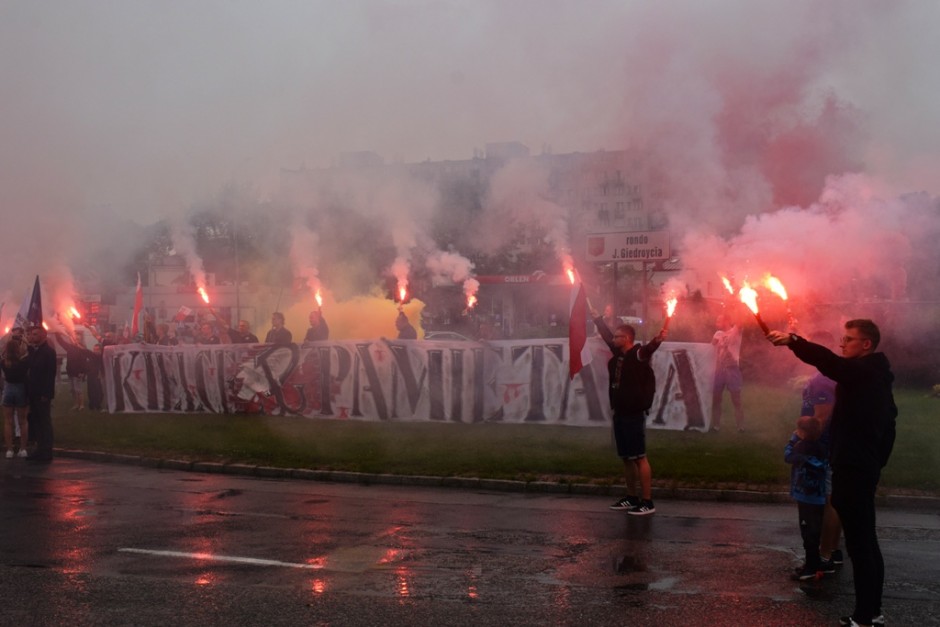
left=585, top=230, right=671, bottom=262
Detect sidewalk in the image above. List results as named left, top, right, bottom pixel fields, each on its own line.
left=53, top=447, right=940, bottom=511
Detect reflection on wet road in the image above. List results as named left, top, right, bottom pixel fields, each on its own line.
left=2, top=458, right=938, bottom=626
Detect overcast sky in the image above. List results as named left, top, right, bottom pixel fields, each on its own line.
left=2, top=0, right=939, bottom=307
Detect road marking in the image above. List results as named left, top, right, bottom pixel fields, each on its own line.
left=119, top=548, right=323, bottom=569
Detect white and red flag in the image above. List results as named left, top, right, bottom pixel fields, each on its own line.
left=174, top=305, right=193, bottom=322
left=568, top=280, right=592, bottom=379
left=131, top=272, right=143, bottom=336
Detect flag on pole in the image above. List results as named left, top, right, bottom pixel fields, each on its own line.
left=131, top=272, right=143, bottom=336
left=14, top=275, right=43, bottom=329
left=568, top=280, right=591, bottom=379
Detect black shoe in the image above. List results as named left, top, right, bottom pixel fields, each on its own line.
left=627, top=500, right=655, bottom=516
left=839, top=615, right=884, bottom=626
left=791, top=563, right=818, bottom=581
left=609, top=496, right=640, bottom=510
left=818, top=557, right=837, bottom=574
left=830, top=549, right=844, bottom=565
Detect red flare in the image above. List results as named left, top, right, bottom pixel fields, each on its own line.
left=763, top=274, right=788, bottom=301
left=198, top=287, right=210, bottom=304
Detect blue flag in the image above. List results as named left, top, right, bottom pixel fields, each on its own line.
left=14, top=275, right=43, bottom=330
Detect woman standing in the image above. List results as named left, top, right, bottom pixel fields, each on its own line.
left=2, top=332, right=30, bottom=458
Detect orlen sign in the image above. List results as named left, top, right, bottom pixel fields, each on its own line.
left=585, top=231, right=670, bottom=262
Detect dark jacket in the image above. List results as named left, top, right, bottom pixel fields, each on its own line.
left=265, top=327, right=293, bottom=345
left=27, top=341, right=58, bottom=401
left=594, top=316, right=663, bottom=415
left=788, top=337, right=897, bottom=472
left=304, top=320, right=330, bottom=342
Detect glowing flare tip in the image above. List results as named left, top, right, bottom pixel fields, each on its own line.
left=314, top=290, right=323, bottom=308
left=721, top=276, right=735, bottom=295
left=197, top=287, right=210, bottom=304
left=69, top=306, right=82, bottom=319
left=398, top=286, right=407, bottom=303
left=565, top=268, right=576, bottom=285
left=665, top=297, right=678, bottom=317
left=738, top=283, right=759, bottom=315
left=466, top=294, right=477, bottom=309
left=764, top=275, right=788, bottom=301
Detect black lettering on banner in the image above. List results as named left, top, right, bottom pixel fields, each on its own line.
left=652, top=349, right=706, bottom=429
left=388, top=343, right=427, bottom=418
left=355, top=342, right=388, bottom=420
left=521, top=344, right=546, bottom=422
left=257, top=344, right=300, bottom=416
left=472, top=347, right=485, bottom=423
left=425, top=349, right=445, bottom=421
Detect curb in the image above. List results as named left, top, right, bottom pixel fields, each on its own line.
left=53, top=448, right=940, bottom=512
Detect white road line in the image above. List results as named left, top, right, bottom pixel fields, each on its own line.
left=119, top=548, right=323, bottom=569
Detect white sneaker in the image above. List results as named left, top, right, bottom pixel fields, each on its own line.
left=17, top=449, right=28, bottom=458
left=4, top=449, right=12, bottom=459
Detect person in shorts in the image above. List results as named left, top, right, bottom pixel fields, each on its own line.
left=2, top=331, right=30, bottom=458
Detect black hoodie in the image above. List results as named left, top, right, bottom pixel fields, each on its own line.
left=788, top=336, right=897, bottom=473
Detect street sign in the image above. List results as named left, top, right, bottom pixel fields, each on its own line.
left=585, top=231, right=670, bottom=262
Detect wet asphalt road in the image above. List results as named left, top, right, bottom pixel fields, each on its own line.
left=1, top=457, right=938, bottom=627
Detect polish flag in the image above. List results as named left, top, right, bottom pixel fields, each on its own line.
left=131, top=272, right=143, bottom=336
left=568, top=281, right=591, bottom=379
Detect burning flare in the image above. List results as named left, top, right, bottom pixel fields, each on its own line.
left=566, top=267, right=576, bottom=285
left=315, top=289, right=323, bottom=309
left=738, top=280, right=770, bottom=334
left=398, top=285, right=407, bottom=303
left=763, top=274, right=788, bottom=301
left=197, top=287, right=210, bottom=304
left=69, top=306, right=82, bottom=319
left=466, top=294, right=477, bottom=310
left=738, top=281, right=759, bottom=314
left=665, top=296, right=678, bottom=318
left=720, top=275, right=735, bottom=295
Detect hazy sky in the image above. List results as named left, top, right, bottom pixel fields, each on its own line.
left=2, top=0, right=939, bottom=309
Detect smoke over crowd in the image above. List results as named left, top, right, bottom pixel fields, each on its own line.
left=1, top=1, right=938, bottom=376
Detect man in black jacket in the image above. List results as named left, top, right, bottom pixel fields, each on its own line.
left=26, top=326, right=59, bottom=463
left=594, top=310, right=666, bottom=516
left=769, top=320, right=896, bottom=627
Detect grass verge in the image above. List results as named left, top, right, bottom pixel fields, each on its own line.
left=52, top=384, right=939, bottom=494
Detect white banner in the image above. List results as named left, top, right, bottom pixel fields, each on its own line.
left=103, top=338, right=715, bottom=429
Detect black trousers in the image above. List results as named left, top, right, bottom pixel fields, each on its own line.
left=831, top=466, right=883, bottom=624
left=28, top=397, right=54, bottom=458
left=797, top=500, right=824, bottom=568
left=87, top=375, right=104, bottom=411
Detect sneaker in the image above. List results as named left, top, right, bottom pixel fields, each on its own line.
left=16, top=449, right=27, bottom=458
left=839, top=616, right=884, bottom=626
left=627, top=500, right=655, bottom=516
left=4, top=449, right=12, bottom=459
left=609, top=496, right=640, bottom=510
left=830, top=549, right=844, bottom=565
left=818, top=557, right=837, bottom=574
left=791, top=563, right=819, bottom=581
